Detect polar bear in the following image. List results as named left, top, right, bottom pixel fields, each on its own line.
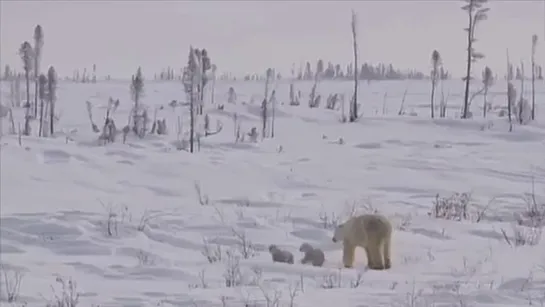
left=268, top=244, right=294, bottom=264
left=299, top=243, right=325, bottom=267
left=332, top=214, right=392, bottom=270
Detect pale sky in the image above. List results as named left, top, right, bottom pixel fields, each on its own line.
left=1, top=0, right=544, bottom=79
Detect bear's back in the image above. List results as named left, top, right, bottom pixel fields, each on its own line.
left=353, top=213, right=392, bottom=237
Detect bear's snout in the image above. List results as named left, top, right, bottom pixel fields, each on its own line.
left=332, top=237, right=337, bottom=243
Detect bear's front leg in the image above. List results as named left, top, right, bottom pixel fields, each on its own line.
left=342, top=240, right=355, bottom=268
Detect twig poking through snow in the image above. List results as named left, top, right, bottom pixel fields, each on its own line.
left=136, top=209, right=165, bottom=231
left=194, top=181, right=209, bottom=206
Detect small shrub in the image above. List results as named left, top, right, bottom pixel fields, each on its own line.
left=98, top=201, right=131, bottom=237
left=321, top=269, right=342, bottom=289
left=319, top=201, right=361, bottom=229
left=223, top=249, right=242, bottom=288
left=188, top=269, right=208, bottom=289
left=136, top=249, right=155, bottom=266
left=429, top=192, right=489, bottom=222
left=287, top=281, right=301, bottom=307
left=319, top=211, right=340, bottom=229
left=231, top=228, right=257, bottom=259
left=502, top=187, right=544, bottom=247
left=501, top=224, right=542, bottom=247
left=396, top=213, right=412, bottom=231
left=258, top=285, right=282, bottom=307
left=518, top=191, right=545, bottom=228
left=46, top=276, right=79, bottom=307
left=201, top=238, right=223, bottom=263
left=247, top=266, right=263, bottom=286
left=1, top=266, right=23, bottom=302
left=430, top=192, right=471, bottom=221
left=350, top=270, right=365, bottom=288
left=136, top=209, right=164, bottom=231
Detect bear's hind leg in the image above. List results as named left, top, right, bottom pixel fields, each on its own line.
left=367, top=240, right=385, bottom=270
left=383, top=235, right=391, bottom=269
left=342, top=240, right=356, bottom=268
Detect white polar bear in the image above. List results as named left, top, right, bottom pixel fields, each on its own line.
left=332, top=214, right=393, bottom=270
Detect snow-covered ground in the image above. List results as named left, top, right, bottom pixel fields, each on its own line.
left=1, top=78, right=545, bottom=307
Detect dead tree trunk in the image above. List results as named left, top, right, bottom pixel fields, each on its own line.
left=462, top=11, right=474, bottom=119
left=349, top=10, right=359, bottom=122
left=23, top=70, right=31, bottom=136
left=531, top=35, right=537, bottom=120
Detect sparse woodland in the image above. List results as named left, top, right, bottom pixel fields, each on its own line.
left=7, top=26, right=59, bottom=138
left=1, top=0, right=542, bottom=148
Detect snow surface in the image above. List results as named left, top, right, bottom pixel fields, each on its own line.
left=1, top=79, right=545, bottom=307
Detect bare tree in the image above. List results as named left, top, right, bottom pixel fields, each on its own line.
left=33, top=25, right=44, bottom=119
left=130, top=67, right=145, bottom=138
left=506, top=49, right=514, bottom=131
left=3, top=65, right=12, bottom=80
left=183, top=47, right=199, bottom=153
left=211, top=64, right=217, bottom=105
left=262, top=68, right=273, bottom=138
left=270, top=89, right=277, bottom=138
left=531, top=34, right=538, bottom=120
left=38, top=74, right=47, bottom=137
left=430, top=50, right=441, bottom=118
left=196, top=49, right=211, bottom=115
left=349, top=10, right=359, bottom=122
left=19, top=41, right=34, bottom=136
left=518, top=61, right=526, bottom=124
left=482, top=66, right=493, bottom=118
left=47, top=66, right=57, bottom=136
left=461, top=0, right=489, bottom=119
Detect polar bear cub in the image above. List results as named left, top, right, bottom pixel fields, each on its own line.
left=268, top=244, right=294, bottom=264
left=299, top=243, right=325, bottom=267
left=332, top=214, right=393, bottom=270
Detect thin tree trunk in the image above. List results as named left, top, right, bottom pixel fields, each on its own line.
left=50, top=98, right=55, bottom=135
left=430, top=78, right=436, bottom=118
left=199, top=65, right=205, bottom=115
left=462, top=14, right=473, bottom=119
left=34, top=75, right=39, bottom=118
left=262, top=99, right=267, bottom=139
left=25, top=72, right=30, bottom=109
left=506, top=49, right=512, bottom=129
left=190, top=87, right=194, bottom=153
left=39, top=98, right=44, bottom=137
left=271, top=93, right=276, bottom=138
left=531, top=54, right=535, bottom=120
left=350, top=11, right=358, bottom=122
left=519, top=62, right=524, bottom=124
left=24, top=71, right=31, bottom=136
left=483, top=87, right=488, bottom=118
left=211, top=75, right=216, bottom=105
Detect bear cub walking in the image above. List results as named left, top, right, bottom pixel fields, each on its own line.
left=299, top=243, right=325, bottom=267
left=332, top=214, right=392, bottom=270
left=268, top=244, right=294, bottom=264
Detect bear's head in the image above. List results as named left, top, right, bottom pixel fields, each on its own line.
left=299, top=242, right=312, bottom=252
left=332, top=222, right=348, bottom=243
